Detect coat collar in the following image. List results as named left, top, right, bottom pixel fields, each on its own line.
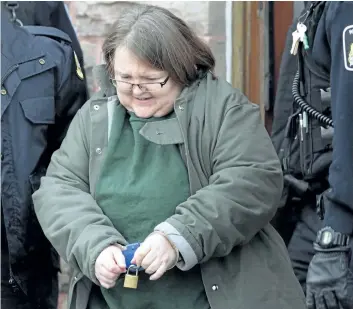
left=106, top=95, right=185, bottom=145
left=100, top=68, right=206, bottom=193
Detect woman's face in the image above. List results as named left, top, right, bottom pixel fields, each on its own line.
left=113, top=47, right=182, bottom=118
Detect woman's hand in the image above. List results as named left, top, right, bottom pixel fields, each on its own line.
left=95, top=244, right=126, bottom=289
left=131, top=232, right=178, bottom=280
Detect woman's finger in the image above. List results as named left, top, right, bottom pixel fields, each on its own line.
left=96, top=275, right=116, bottom=289
left=140, top=249, right=158, bottom=270
left=132, top=242, right=151, bottom=266
left=111, top=246, right=126, bottom=270
left=144, top=257, right=162, bottom=275
left=96, top=267, right=120, bottom=281
left=149, top=262, right=168, bottom=281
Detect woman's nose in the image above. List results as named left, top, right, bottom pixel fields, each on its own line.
left=132, top=84, right=144, bottom=95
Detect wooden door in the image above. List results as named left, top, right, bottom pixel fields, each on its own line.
left=231, top=1, right=294, bottom=132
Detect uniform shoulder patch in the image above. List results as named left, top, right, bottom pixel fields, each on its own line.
left=74, top=52, right=84, bottom=80
left=343, top=25, right=353, bottom=71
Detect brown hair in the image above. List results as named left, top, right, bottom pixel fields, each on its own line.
left=102, top=4, right=215, bottom=85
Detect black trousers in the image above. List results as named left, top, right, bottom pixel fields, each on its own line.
left=287, top=205, right=323, bottom=292
left=1, top=232, right=58, bottom=309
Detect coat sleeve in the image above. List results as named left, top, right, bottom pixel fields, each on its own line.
left=322, top=2, right=353, bottom=234
left=156, top=99, right=283, bottom=270
left=50, top=1, right=86, bottom=70
left=46, top=38, right=88, bottom=157
left=33, top=106, right=127, bottom=284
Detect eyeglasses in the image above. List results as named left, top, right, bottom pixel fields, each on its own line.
left=111, top=76, right=170, bottom=93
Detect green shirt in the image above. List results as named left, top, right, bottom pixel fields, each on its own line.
left=92, top=104, right=209, bottom=309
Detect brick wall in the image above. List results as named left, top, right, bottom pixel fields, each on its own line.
left=58, top=2, right=225, bottom=308
left=66, top=1, right=226, bottom=94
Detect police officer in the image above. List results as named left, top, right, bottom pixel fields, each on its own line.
left=1, top=7, right=87, bottom=309
left=273, top=2, right=353, bottom=309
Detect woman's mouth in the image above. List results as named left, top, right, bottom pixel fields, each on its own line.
left=135, top=97, right=153, bottom=102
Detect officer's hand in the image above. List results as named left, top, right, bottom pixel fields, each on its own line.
left=306, top=244, right=353, bottom=309
left=95, top=244, right=126, bottom=289
left=131, top=232, right=178, bottom=280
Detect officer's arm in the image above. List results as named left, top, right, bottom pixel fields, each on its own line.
left=323, top=2, right=353, bottom=234
left=50, top=1, right=85, bottom=68
left=49, top=43, right=88, bottom=154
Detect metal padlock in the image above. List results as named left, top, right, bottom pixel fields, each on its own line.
left=123, top=265, right=139, bottom=289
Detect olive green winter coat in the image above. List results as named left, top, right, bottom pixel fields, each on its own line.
left=33, top=67, right=306, bottom=309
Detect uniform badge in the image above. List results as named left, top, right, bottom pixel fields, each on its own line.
left=343, top=25, right=353, bottom=71
left=74, top=51, right=84, bottom=80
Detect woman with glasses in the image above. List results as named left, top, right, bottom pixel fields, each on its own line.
left=33, top=4, right=306, bottom=309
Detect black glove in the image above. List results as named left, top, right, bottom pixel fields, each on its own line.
left=306, top=244, right=353, bottom=309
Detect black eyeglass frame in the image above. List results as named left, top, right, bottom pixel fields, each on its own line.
left=111, top=75, right=170, bottom=91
